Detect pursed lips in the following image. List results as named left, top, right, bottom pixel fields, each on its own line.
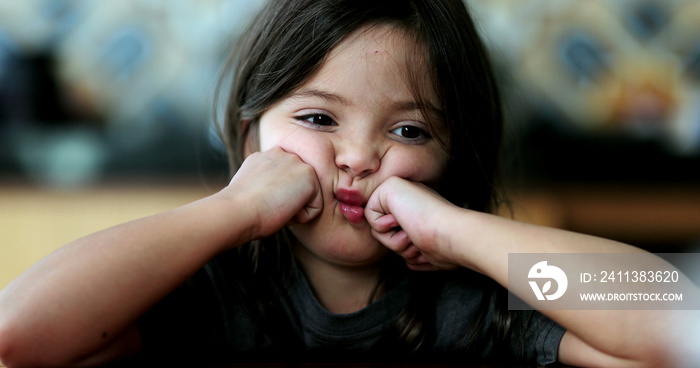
left=335, top=188, right=367, bottom=224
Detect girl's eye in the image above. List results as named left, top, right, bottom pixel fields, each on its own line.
left=294, top=113, right=337, bottom=127
left=391, top=125, right=431, bottom=142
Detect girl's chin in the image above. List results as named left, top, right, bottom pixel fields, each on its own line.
left=322, top=245, right=390, bottom=267
left=289, top=228, right=389, bottom=266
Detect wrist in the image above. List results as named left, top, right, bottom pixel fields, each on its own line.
left=440, top=207, right=489, bottom=274
left=195, top=190, right=258, bottom=252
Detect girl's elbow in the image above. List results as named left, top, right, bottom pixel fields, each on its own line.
left=0, top=322, right=20, bottom=368
left=0, top=319, right=142, bottom=368
left=0, top=337, right=40, bottom=368
left=0, top=328, right=31, bottom=368
left=621, top=343, right=695, bottom=368
left=0, top=325, right=67, bottom=368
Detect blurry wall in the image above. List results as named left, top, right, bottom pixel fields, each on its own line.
left=0, top=0, right=264, bottom=187
left=469, top=0, right=700, bottom=251
left=469, top=0, right=700, bottom=184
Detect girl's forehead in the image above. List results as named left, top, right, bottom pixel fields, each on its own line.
left=330, top=24, right=407, bottom=55
left=327, top=24, right=424, bottom=69
left=313, top=24, right=438, bottom=106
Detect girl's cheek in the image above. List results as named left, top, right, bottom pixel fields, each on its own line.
left=289, top=138, right=333, bottom=172
left=258, top=119, right=299, bottom=152
left=266, top=129, right=333, bottom=175
left=383, top=148, right=448, bottom=184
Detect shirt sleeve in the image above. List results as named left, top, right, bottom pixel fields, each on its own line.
left=432, top=270, right=566, bottom=365
left=524, top=310, right=566, bottom=366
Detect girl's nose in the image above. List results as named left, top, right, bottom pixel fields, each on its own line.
left=334, top=138, right=381, bottom=179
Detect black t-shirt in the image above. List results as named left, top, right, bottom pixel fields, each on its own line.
left=137, top=254, right=565, bottom=365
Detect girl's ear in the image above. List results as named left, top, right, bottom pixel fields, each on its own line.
left=242, top=119, right=261, bottom=157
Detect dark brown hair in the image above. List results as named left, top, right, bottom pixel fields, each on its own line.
left=216, top=0, right=519, bottom=360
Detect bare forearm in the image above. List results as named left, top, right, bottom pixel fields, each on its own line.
left=443, top=209, right=695, bottom=366
left=442, top=207, right=642, bottom=278
left=0, top=192, right=250, bottom=366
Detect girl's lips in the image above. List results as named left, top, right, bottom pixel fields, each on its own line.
left=335, top=188, right=367, bottom=224
left=338, top=202, right=365, bottom=224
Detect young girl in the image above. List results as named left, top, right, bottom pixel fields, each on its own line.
left=0, top=0, right=696, bottom=366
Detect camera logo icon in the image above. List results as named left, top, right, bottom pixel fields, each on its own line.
left=528, top=261, right=568, bottom=301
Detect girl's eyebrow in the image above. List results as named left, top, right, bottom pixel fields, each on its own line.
left=290, top=89, right=443, bottom=118
left=392, top=100, right=443, bottom=119
left=289, top=89, right=351, bottom=106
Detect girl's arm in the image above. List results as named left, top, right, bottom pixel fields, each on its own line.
left=0, top=147, right=321, bottom=368
left=366, top=176, right=699, bottom=368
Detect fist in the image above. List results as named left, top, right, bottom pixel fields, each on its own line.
left=224, top=147, right=323, bottom=240
left=365, top=177, right=459, bottom=271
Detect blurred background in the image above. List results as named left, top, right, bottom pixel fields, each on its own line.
left=1, top=0, right=699, bottom=289
left=467, top=0, right=700, bottom=255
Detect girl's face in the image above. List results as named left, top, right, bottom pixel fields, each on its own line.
left=257, top=25, right=450, bottom=267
